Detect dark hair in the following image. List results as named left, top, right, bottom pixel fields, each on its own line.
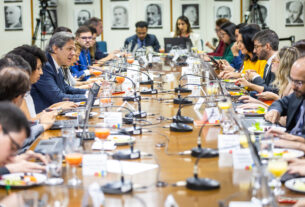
left=84, top=17, right=102, bottom=27
left=46, top=32, right=75, bottom=54
left=0, top=53, right=32, bottom=75
left=247, top=23, right=261, bottom=31
left=174, top=16, right=192, bottom=37
left=8, top=45, right=47, bottom=72
left=89, top=26, right=97, bottom=35
left=75, top=26, right=92, bottom=37
left=147, top=4, right=161, bottom=14
left=52, top=26, right=72, bottom=35
left=0, top=67, right=30, bottom=102
left=0, top=101, right=30, bottom=138
left=239, top=25, right=261, bottom=61
left=236, top=23, right=247, bottom=30
left=215, top=18, right=229, bottom=27
left=135, top=21, right=148, bottom=28
left=252, top=29, right=279, bottom=51
left=293, top=39, right=305, bottom=57
left=220, top=22, right=236, bottom=44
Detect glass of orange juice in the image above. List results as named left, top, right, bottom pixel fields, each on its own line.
left=159, top=48, right=165, bottom=53
left=99, top=87, right=112, bottom=117
left=66, top=150, right=83, bottom=187
left=92, top=70, right=102, bottom=77
left=267, top=157, right=287, bottom=195
left=95, top=128, right=110, bottom=152
left=126, top=55, right=134, bottom=66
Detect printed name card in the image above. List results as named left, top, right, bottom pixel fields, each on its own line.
left=232, top=148, right=254, bottom=170
left=104, top=112, right=122, bottom=128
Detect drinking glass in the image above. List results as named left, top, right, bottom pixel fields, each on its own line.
left=126, top=54, right=134, bottom=66
left=77, top=107, right=86, bottom=131
left=61, top=126, right=76, bottom=155
left=66, top=149, right=83, bottom=187
left=95, top=128, right=110, bottom=152
left=267, top=157, right=287, bottom=196
left=99, top=88, right=112, bottom=117
left=18, top=190, right=39, bottom=207
left=46, top=186, right=69, bottom=207
left=45, top=150, right=63, bottom=185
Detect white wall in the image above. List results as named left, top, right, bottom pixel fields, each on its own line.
left=0, top=0, right=304, bottom=57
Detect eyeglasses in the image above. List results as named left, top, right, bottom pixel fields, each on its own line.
left=288, top=77, right=305, bottom=87
left=6, top=133, right=21, bottom=152
left=80, top=36, right=92, bottom=40
left=271, top=59, right=280, bottom=64
left=254, top=44, right=264, bottom=50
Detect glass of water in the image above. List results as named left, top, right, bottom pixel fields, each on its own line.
left=45, top=150, right=63, bottom=185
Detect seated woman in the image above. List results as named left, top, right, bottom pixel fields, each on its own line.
left=171, top=16, right=201, bottom=49
left=219, top=25, right=265, bottom=79
left=206, top=18, right=229, bottom=57
left=212, top=22, right=236, bottom=63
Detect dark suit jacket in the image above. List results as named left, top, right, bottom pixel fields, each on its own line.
left=31, top=53, right=87, bottom=113
left=252, top=64, right=278, bottom=94
left=124, top=34, right=160, bottom=52
left=268, top=93, right=304, bottom=135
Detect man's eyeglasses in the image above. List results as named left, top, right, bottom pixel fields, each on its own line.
left=288, top=77, right=305, bottom=87
left=254, top=44, right=264, bottom=50
left=80, top=36, right=92, bottom=40
left=6, top=133, right=21, bottom=152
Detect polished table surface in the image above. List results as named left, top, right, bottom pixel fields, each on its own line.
left=0, top=63, right=299, bottom=207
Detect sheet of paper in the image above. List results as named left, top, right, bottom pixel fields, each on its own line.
left=232, top=148, right=254, bottom=170
left=104, top=112, right=122, bottom=128
left=229, top=201, right=261, bottom=207
left=82, top=154, right=108, bottom=176
left=106, top=160, right=158, bottom=175
left=205, top=107, right=220, bottom=124
left=218, top=135, right=240, bottom=153
left=91, top=140, right=116, bottom=151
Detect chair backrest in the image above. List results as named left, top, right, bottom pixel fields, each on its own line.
left=96, top=41, right=108, bottom=53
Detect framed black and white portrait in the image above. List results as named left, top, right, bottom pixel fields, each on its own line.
left=4, top=5, right=22, bottom=31
left=45, top=9, right=57, bottom=34
left=74, top=0, right=93, bottom=4
left=75, top=8, right=93, bottom=29
left=215, top=5, right=232, bottom=21
left=285, top=0, right=304, bottom=26
left=145, top=2, right=162, bottom=28
left=111, top=2, right=129, bottom=29
left=182, top=4, right=199, bottom=29
left=4, top=0, right=22, bottom=2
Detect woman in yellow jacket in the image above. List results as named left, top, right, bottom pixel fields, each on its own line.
left=220, top=25, right=266, bottom=79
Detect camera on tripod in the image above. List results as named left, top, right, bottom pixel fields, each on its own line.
left=245, top=0, right=268, bottom=29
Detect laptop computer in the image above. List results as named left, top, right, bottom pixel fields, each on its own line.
left=164, top=37, right=193, bottom=53
left=50, top=83, right=100, bottom=130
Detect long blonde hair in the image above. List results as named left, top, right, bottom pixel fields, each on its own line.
left=273, top=47, right=299, bottom=96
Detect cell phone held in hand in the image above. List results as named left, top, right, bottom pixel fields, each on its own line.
left=209, top=56, right=219, bottom=67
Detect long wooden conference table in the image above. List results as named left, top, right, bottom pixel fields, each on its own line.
left=0, top=62, right=299, bottom=207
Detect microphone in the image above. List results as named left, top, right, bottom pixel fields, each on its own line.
left=101, top=160, right=133, bottom=194
left=121, top=67, right=158, bottom=95
left=173, top=83, right=205, bottom=105
left=190, top=106, right=219, bottom=158
left=174, top=74, right=204, bottom=93
left=112, top=141, right=141, bottom=160
left=170, top=95, right=204, bottom=132
left=186, top=157, right=220, bottom=190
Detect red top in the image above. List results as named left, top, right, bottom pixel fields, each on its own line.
left=207, top=40, right=226, bottom=57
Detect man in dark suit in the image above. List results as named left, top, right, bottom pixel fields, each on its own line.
left=31, top=32, right=87, bottom=113
left=265, top=57, right=305, bottom=136
left=124, top=21, right=160, bottom=53
left=237, top=29, right=279, bottom=94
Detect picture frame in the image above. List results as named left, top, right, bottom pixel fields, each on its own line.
left=182, top=4, right=199, bottom=29
left=285, top=0, right=304, bottom=26
left=145, top=2, right=163, bottom=28
left=111, top=2, right=129, bottom=29
left=74, top=0, right=93, bottom=4
left=4, top=4, right=23, bottom=31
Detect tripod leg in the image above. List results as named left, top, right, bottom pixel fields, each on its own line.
left=32, top=18, right=41, bottom=45
left=46, top=9, right=56, bottom=33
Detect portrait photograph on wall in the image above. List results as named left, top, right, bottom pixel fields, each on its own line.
left=145, top=2, right=162, bottom=28
left=285, top=0, right=304, bottom=26
left=75, top=8, right=93, bottom=29
left=214, top=3, right=232, bottom=21
left=182, top=4, right=199, bottom=29
left=74, top=0, right=93, bottom=4
left=111, top=2, right=129, bottom=29
left=44, top=9, right=58, bottom=34
left=4, top=5, right=23, bottom=31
